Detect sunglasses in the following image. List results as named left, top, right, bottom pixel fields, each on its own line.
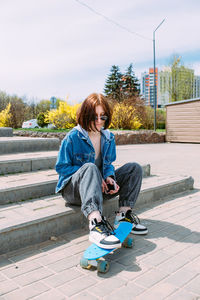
left=94, top=115, right=108, bottom=121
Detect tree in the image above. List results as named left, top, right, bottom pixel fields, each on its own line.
left=169, top=55, right=194, bottom=102
left=35, top=100, right=51, bottom=115
left=124, top=96, right=146, bottom=126
left=121, top=63, right=140, bottom=98
left=104, top=65, right=122, bottom=102
left=104, top=64, right=141, bottom=102
left=141, top=106, right=166, bottom=130
left=37, top=112, right=49, bottom=128
left=0, top=91, right=31, bottom=127
left=9, top=96, right=28, bottom=128
left=0, top=91, right=10, bottom=111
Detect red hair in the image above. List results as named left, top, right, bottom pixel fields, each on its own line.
left=77, top=93, right=112, bottom=131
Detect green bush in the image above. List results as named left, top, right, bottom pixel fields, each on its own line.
left=37, top=112, right=49, bottom=128
left=157, top=121, right=165, bottom=129
left=141, top=107, right=166, bottom=130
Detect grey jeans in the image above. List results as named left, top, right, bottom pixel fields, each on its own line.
left=61, top=162, right=142, bottom=218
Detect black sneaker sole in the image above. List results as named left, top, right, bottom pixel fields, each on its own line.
left=131, top=229, right=148, bottom=235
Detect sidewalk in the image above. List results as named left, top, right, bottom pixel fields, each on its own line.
left=0, top=143, right=200, bottom=300
left=116, top=143, right=200, bottom=188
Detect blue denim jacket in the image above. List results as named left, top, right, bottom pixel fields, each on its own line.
left=55, top=124, right=116, bottom=193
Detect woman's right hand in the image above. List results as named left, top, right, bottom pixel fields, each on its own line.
left=102, top=179, right=108, bottom=193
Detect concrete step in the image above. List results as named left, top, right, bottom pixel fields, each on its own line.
left=0, top=170, right=58, bottom=205
left=0, top=137, right=59, bottom=154
left=0, top=153, right=150, bottom=176
left=0, top=165, right=150, bottom=205
left=0, top=151, right=58, bottom=175
left=0, top=127, right=13, bottom=137
left=0, top=174, right=194, bottom=254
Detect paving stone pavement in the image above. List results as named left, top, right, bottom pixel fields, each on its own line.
left=0, top=143, right=200, bottom=299
left=0, top=189, right=199, bottom=300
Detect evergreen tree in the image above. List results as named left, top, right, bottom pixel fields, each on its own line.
left=104, top=65, right=122, bottom=102
left=122, top=63, right=140, bottom=98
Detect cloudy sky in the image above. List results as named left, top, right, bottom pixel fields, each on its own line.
left=0, top=0, right=200, bottom=104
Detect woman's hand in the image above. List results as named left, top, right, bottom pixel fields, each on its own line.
left=105, top=176, right=119, bottom=194
left=102, top=179, right=108, bottom=193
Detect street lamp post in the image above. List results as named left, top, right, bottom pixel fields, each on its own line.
left=153, top=19, right=165, bottom=131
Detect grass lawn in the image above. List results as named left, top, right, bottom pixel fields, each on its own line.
left=14, top=128, right=165, bottom=133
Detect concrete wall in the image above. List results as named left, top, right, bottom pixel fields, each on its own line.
left=166, top=98, right=200, bottom=143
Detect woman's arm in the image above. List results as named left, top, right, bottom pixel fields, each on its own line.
left=55, top=137, right=80, bottom=177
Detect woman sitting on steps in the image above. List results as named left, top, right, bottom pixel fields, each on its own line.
left=55, top=93, right=148, bottom=249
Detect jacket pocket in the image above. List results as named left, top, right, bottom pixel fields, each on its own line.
left=74, top=153, right=91, bottom=165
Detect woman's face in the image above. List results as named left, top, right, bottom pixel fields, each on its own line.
left=92, top=105, right=107, bottom=131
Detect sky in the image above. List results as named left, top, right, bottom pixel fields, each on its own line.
left=0, top=0, right=200, bottom=104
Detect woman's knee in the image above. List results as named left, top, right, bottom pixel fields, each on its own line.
left=82, top=162, right=101, bottom=176
left=80, top=163, right=102, bottom=187
left=126, top=162, right=143, bottom=177
left=83, top=162, right=98, bottom=170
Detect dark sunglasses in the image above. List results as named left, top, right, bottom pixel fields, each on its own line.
left=94, top=115, right=108, bottom=121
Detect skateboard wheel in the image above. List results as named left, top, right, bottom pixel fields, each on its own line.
left=97, top=260, right=110, bottom=273
left=80, top=257, right=92, bottom=270
left=123, top=237, right=133, bottom=248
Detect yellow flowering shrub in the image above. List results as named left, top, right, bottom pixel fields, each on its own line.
left=45, top=101, right=80, bottom=129
left=0, top=103, right=11, bottom=127
left=110, top=103, right=142, bottom=130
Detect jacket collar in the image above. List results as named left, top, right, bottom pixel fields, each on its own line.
left=74, top=124, right=111, bottom=141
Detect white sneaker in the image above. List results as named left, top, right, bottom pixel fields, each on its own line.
left=114, top=210, right=148, bottom=235
left=89, top=216, right=121, bottom=249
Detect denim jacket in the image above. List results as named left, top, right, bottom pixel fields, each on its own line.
left=55, top=124, right=116, bottom=193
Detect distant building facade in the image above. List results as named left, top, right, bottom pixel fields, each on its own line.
left=193, top=75, right=200, bottom=99
left=141, top=66, right=200, bottom=107
left=141, top=68, right=158, bottom=107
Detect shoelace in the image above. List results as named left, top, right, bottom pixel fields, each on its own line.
left=97, top=217, right=115, bottom=236
left=126, top=210, right=140, bottom=225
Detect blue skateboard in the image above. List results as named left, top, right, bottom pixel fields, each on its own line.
left=80, top=222, right=133, bottom=273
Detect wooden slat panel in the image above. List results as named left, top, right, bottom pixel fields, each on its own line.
left=167, top=111, right=200, bottom=115
left=167, top=135, right=200, bottom=139
left=167, top=112, right=200, bottom=116
left=168, top=106, right=200, bottom=111
left=167, top=132, right=200, bottom=136
left=167, top=115, right=200, bottom=119
left=167, top=106, right=200, bottom=112
left=167, top=119, right=200, bottom=123
left=167, top=125, right=200, bottom=129
left=167, top=110, right=199, bottom=114
left=167, top=121, right=200, bottom=124
left=166, top=136, right=200, bottom=143
left=166, top=99, right=200, bottom=142
left=166, top=123, right=200, bottom=126
left=167, top=130, right=200, bottom=133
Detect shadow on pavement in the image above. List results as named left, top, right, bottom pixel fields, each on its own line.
left=97, top=215, right=200, bottom=278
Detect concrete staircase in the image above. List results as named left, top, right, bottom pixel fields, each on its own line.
left=0, top=134, right=194, bottom=254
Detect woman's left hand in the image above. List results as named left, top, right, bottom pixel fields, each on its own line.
left=105, top=176, right=119, bottom=194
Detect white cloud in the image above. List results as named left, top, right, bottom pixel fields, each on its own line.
left=0, top=0, right=200, bottom=102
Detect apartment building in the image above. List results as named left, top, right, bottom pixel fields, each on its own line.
left=193, top=75, right=200, bottom=98
left=141, top=67, right=200, bottom=107
left=141, top=68, right=158, bottom=107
